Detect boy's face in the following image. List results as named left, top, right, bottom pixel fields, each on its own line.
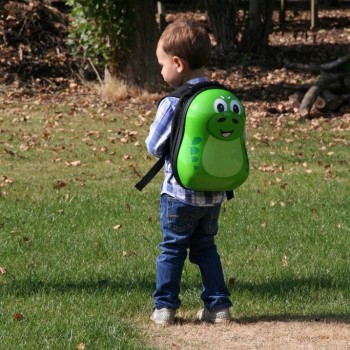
left=156, top=44, right=184, bottom=89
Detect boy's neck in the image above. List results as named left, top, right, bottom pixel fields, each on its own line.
left=182, top=67, right=206, bottom=84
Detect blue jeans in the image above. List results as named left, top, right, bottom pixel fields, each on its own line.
left=153, top=194, right=232, bottom=310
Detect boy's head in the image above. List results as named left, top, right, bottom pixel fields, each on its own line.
left=159, top=19, right=211, bottom=70
left=156, top=19, right=211, bottom=88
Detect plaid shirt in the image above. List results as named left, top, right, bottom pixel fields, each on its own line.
left=145, top=77, right=225, bottom=206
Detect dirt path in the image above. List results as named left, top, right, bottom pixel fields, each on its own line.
left=143, top=320, right=350, bottom=349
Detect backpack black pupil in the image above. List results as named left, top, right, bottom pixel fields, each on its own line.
left=218, top=104, right=225, bottom=112
left=233, top=105, right=239, bottom=113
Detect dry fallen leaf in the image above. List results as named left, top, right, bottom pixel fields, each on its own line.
left=228, top=277, right=236, bottom=287
left=76, top=343, right=86, bottom=350
left=129, top=163, right=141, bottom=177
left=0, top=266, right=7, bottom=274
left=20, top=143, right=32, bottom=151
left=258, top=163, right=284, bottom=173
left=122, top=250, right=137, bottom=257
left=13, top=313, right=24, bottom=321
left=65, top=160, right=81, bottom=167
left=0, top=176, right=14, bottom=188
left=19, top=236, right=31, bottom=244
left=113, top=224, right=122, bottom=230
left=53, top=180, right=67, bottom=189
left=280, top=183, right=288, bottom=190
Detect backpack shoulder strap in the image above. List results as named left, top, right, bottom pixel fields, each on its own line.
left=135, top=81, right=228, bottom=192
left=135, top=85, right=193, bottom=192
left=226, top=190, right=234, bottom=200
left=135, top=154, right=166, bottom=191
left=156, top=83, right=193, bottom=107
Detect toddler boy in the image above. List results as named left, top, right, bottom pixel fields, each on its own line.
left=146, top=19, right=233, bottom=325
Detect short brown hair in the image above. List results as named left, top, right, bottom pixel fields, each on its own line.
left=158, top=19, right=211, bottom=70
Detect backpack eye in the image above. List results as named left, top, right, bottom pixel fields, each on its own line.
left=214, top=99, right=227, bottom=113
left=230, top=101, right=241, bottom=114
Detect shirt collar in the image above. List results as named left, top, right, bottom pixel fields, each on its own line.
left=185, top=77, right=208, bottom=85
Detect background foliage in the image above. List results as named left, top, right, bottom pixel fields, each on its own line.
left=66, top=0, right=129, bottom=73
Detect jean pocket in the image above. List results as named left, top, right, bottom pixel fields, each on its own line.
left=165, top=197, right=197, bottom=233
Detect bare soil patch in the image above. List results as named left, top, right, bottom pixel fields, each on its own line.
left=143, top=320, right=350, bottom=350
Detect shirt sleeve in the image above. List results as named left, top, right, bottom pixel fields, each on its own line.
left=145, top=97, right=177, bottom=158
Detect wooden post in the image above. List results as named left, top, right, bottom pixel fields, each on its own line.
left=279, top=0, right=287, bottom=26
left=310, top=0, right=319, bottom=29
left=157, top=1, right=166, bottom=33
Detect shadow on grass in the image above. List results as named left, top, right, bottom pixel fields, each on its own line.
left=233, top=275, right=349, bottom=296
left=230, top=275, right=350, bottom=324
left=236, top=314, right=350, bottom=324
left=2, top=274, right=349, bottom=324
left=0, top=275, right=155, bottom=297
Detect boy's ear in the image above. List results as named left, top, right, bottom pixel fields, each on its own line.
left=173, top=56, right=186, bottom=72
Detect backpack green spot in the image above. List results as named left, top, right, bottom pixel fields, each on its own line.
left=190, top=147, right=200, bottom=155
left=192, top=137, right=202, bottom=145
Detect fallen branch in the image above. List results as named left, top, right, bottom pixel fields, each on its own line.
left=298, top=72, right=349, bottom=118
left=288, top=91, right=304, bottom=109
left=284, top=51, right=350, bottom=73
left=88, top=58, right=103, bottom=86
left=315, top=90, right=350, bottom=112
left=288, top=51, right=350, bottom=118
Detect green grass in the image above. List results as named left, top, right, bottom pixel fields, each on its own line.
left=1, top=97, right=349, bottom=348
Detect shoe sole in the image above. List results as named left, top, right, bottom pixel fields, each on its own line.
left=197, top=309, right=232, bottom=323
left=150, top=314, right=175, bottom=326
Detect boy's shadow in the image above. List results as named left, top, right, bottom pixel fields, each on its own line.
left=175, top=274, right=350, bottom=325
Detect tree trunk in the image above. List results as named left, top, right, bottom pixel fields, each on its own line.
left=109, top=0, right=161, bottom=90
left=205, top=0, right=239, bottom=55
left=241, top=0, right=274, bottom=53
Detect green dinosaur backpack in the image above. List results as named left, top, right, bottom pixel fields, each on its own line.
left=135, top=81, right=249, bottom=198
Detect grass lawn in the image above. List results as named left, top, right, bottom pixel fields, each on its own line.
left=0, top=94, right=349, bottom=349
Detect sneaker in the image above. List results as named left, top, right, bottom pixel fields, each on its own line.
left=197, top=308, right=232, bottom=323
left=150, top=308, right=176, bottom=325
